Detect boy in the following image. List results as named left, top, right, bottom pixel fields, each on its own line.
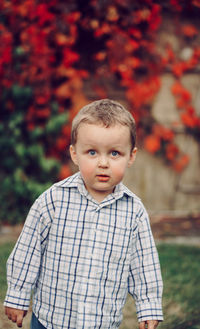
left=4, top=99, right=163, bottom=329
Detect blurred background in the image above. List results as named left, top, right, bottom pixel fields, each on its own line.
left=0, top=1, right=200, bottom=328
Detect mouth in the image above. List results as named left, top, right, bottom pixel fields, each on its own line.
left=97, top=174, right=110, bottom=182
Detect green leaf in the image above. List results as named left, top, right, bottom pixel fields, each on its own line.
left=30, top=127, right=44, bottom=140
left=15, top=143, right=26, bottom=157
left=40, top=157, right=60, bottom=173
left=8, top=113, right=23, bottom=130
left=51, top=102, right=59, bottom=114
left=28, top=144, right=44, bottom=159
left=12, top=84, right=32, bottom=99
left=45, top=113, right=68, bottom=135
left=14, top=46, right=26, bottom=56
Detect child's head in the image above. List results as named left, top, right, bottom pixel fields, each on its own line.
left=70, top=99, right=137, bottom=202
left=71, top=99, right=136, bottom=150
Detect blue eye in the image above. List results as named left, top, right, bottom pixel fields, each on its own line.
left=111, top=151, right=119, bottom=157
left=89, top=150, right=96, bottom=156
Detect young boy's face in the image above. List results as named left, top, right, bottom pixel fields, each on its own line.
left=70, top=123, right=137, bottom=202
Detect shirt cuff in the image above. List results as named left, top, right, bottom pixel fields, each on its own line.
left=4, top=286, right=31, bottom=310
left=136, top=300, right=163, bottom=322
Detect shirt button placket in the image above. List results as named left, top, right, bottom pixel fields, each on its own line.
left=85, top=205, right=100, bottom=315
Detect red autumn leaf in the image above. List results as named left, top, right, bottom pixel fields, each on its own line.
left=36, top=4, right=54, bottom=27
left=133, top=9, right=150, bottom=24
left=182, top=90, right=191, bottom=102
left=36, top=94, right=50, bottom=105
left=36, top=108, right=51, bottom=119
left=192, top=0, right=200, bottom=7
left=27, top=122, right=35, bottom=131
left=173, top=154, right=189, bottom=172
left=128, top=28, right=142, bottom=39
left=186, top=56, right=199, bottom=70
left=94, top=23, right=111, bottom=37
left=170, top=0, right=182, bottom=11
left=176, top=97, right=185, bottom=109
left=118, top=66, right=133, bottom=82
left=48, top=54, right=56, bottom=64
left=55, top=34, right=71, bottom=46
left=181, top=112, right=198, bottom=128
left=93, top=85, right=108, bottom=99
left=94, top=52, right=106, bottom=61
left=6, top=100, right=14, bottom=112
left=144, top=134, right=161, bottom=154
left=56, top=137, right=67, bottom=152
left=62, top=125, right=71, bottom=139
left=1, top=46, right=12, bottom=64
left=186, top=106, right=195, bottom=115
left=55, top=82, right=71, bottom=98
left=2, top=79, right=12, bottom=88
left=129, top=39, right=140, bottom=51
left=172, top=82, right=191, bottom=109
left=172, top=62, right=185, bottom=77
left=66, top=12, right=81, bottom=24
left=182, top=24, right=198, bottom=38
left=171, top=82, right=183, bottom=95
left=106, top=6, right=119, bottom=22
left=148, top=4, right=162, bottom=31
left=165, top=143, right=179, bottom=161
left=63, top=48, right=80, bottom=67
left=153, top=125, right=174, bottom=141
left=128, top=57, right=141, bottom=69
left=59, top=164, right=72, bottom=180
left=164, top=45, right=175, bottom=64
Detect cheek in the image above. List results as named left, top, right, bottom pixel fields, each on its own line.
left=111, top=164, right=127, bottom=180
left=78, top=158, right=96, bottom=177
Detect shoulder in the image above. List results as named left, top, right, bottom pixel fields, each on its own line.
left=54, top=171, right=80, bottom=189
left=120, top=183, right=148, bottom=216
left=120, top=183, right=142, bottom=205
left=37, top=172, right=80, bottom=206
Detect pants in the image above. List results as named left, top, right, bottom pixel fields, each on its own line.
left=31, top=313, right=46, bottom=329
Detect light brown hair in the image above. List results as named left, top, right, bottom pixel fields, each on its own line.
left=71, top=99, right=136, bottom=149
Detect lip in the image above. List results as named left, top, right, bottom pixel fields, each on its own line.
left=97, top=174, right=110, bottom=182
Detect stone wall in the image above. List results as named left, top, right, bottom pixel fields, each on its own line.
left=123, top=73, right=200, bottom=216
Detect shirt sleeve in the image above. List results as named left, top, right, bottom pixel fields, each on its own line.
left=128, top=204, right=163, bottom=322
left=4, top=191, right=53, bottom=310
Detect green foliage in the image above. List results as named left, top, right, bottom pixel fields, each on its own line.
left=46, top=113, right=69, bottom=135
left=0, top=84, right=69, bottom=224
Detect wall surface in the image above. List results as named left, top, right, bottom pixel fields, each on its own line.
left=123, top=73, right=200, bottom=215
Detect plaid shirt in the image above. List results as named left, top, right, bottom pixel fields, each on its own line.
left=4, top=172, right=163, bottom=328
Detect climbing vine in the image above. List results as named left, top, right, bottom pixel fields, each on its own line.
left=0, top=0, right=200, bottom=222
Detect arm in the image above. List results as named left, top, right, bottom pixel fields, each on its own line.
left=4, top=191, right=53, bottom=312
left=128, top=204, right=163, bottom=324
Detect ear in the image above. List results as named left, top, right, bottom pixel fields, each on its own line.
left=128, top=147, right=137, bottom=168
left=69, top=145, right=78, bottom=166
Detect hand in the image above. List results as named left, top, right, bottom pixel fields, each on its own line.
left=5, top=306, right=27, bottom=328
left=139, top=320, right=159, bottom=329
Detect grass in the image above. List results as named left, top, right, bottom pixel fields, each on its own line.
left=157, top=244, right=200, bottom=329
left=1, top=243, right=200, bottom=328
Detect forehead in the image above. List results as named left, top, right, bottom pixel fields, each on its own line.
left=76, top=123, right=131, bottom=146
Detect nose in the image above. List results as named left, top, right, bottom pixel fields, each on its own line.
left=98, top=155, right=109, bottom=168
